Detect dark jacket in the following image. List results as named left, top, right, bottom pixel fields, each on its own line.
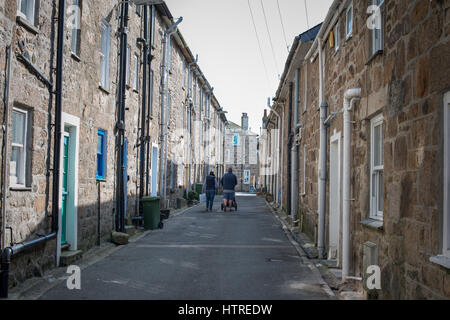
left=203, top=175, right=219, bottom=191
left=221, top=172, right=238, bottom=191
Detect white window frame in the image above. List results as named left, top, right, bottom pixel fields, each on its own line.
left=370, top=114, right=384, bottom=220
left=345, top=2, right=353, bottom=40
left=226, top=149, right=231, bottom=163
left=334, top=22, right=340, bottom=52
left=10, top=107, right=29, bottom=188
left=304, top=66, right=308, bottom=112
left=133, top=53, right=140, bottom=91
left=70, top=0, right=82, bottom=57
left=17, top=0, right=36, bottom=25
left=99, top=20, right=111, bottom=90
left=233, top=133, right=240, bottom=146
left=126, top=45, right=131, bottom=87
left=443, top=91, right=450, bottom=258
left=370, top=0, right=385, bottom=56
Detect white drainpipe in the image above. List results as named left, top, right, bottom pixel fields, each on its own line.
left=317, top=38, right=327, bottom=259
left=268, top=99, right=283, bottom=206
left=342, top=88, right=361, bottom=281
left=159, top=17, right=182, bottom=206
left=291, top=69, right=300, bottom=221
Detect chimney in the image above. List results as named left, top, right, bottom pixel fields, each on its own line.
left=241, top=113, right=249, bottom=131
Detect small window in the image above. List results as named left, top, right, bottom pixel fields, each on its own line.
left=126, top=45, right=131, bottom=87
left=96, top=130, right=107, bottom=180
left=370, top=114, right=384, bottom=220
left=443, top=92, right=450, bottom=258
left=182, top=60, right=187, bottom=88
left=133, top=53, right=140, bottom=91
left=17, top=0, right=37, bottom=26
left=226, top=149, right=231, bottom=163
left=100, top=20, right=111, bottom=90
left=150, top=5, right=156, bottom=47
left=10, top=107, right=31, bottom=188
left=70, top=0, right=82, bottom=57
left=334, top=22, right=340, bottom=52
left=346, top=3, right=353, bottom=39
left=135, top=4, right=142, bottom=16
left=233, top=134, right=240, bottom=146
left=370, top=0, right=385, bottom=56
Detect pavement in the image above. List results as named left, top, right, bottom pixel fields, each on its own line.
left=23, top=194, right=334, bottom=300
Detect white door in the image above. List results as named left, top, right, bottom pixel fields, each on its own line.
left=329, top=133, right=342, bottom=262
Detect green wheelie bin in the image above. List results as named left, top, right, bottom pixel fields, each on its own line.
left=195, top=183, right=203, bottom=197
left=141, top=197, right=161, bottom=230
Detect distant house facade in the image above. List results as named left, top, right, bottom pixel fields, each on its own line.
left=225, top=114, right=259, bottom=193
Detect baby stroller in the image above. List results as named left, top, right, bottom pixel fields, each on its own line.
left=221, top=199, right=238, bottom=211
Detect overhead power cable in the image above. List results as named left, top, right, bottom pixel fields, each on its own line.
left=276, top=0, right=290, bottom=53
left=260, top=0, right=280, bottom=77
left=247, top=0, right=271, bottom=88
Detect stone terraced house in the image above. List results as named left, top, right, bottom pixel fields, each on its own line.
left=262, top=0, right=450, bottom=299
left=0, top=0, right=227, bottom=289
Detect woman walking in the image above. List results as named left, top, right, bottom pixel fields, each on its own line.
left=203, top=171, right=219, bottom=212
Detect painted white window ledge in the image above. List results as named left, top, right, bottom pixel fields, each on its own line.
left=430, top=255, right=450, bottom=269
left=360, top=219, right=383, bottom=230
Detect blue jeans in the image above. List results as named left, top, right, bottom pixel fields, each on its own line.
left=206, top=190, right=216, bottom=210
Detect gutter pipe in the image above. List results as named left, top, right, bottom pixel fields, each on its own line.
left=138, top=5, right=149, bottom=202
left=342, top=88, right=361, bottom=281
left=267, top=99, right=282, bottom=206
left=116, top=0, right=129, bottom=233
left=317, top=37, right=327, bottom=259
left=1, top=46, right=12, bottom=252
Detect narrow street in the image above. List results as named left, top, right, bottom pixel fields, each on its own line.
left=38, top=195, right=332, bottom=300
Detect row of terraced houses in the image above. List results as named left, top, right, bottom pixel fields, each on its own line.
left=0, top=0, right=230, bottom=290
left=261, top=0, right=450, bottom=299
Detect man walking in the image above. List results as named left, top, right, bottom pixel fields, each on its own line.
left=221, top=168, right=238, bottom=212
left=203, top=171, right=219, bottom=212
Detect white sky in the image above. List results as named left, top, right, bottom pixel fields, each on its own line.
left=165, top=0, right=334, bottom=134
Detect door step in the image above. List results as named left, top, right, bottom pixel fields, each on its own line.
left=60, top=250, right=83, bottom=266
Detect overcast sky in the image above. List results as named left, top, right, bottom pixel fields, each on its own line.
left=165, top=0, right=334, bottom=134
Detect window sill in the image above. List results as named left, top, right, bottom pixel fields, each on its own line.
left=430, top=255, right=450, bottom=270
left=71, top=52, right=81, bottom=62
left=99, top=85, right=110, bottom=94
left=360, top=219, right=383, bottom=231
left=10, top=186, right=32, bottom=192
left=96, top=178, right=107, bottom=183
left=16, top=16, right=39, bottom=35
left=365, top=50, right=383, bottom=66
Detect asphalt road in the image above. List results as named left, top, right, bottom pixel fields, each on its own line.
left=39, top=194, right=332, bottom=300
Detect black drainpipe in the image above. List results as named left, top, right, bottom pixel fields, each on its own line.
left=138, top=5, right=149, bottom=204
left=116, top=1, right=129, bottom=233
left=1, top=0, right=66, bottom=299
left=287, top=82, right=293, bottom=216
